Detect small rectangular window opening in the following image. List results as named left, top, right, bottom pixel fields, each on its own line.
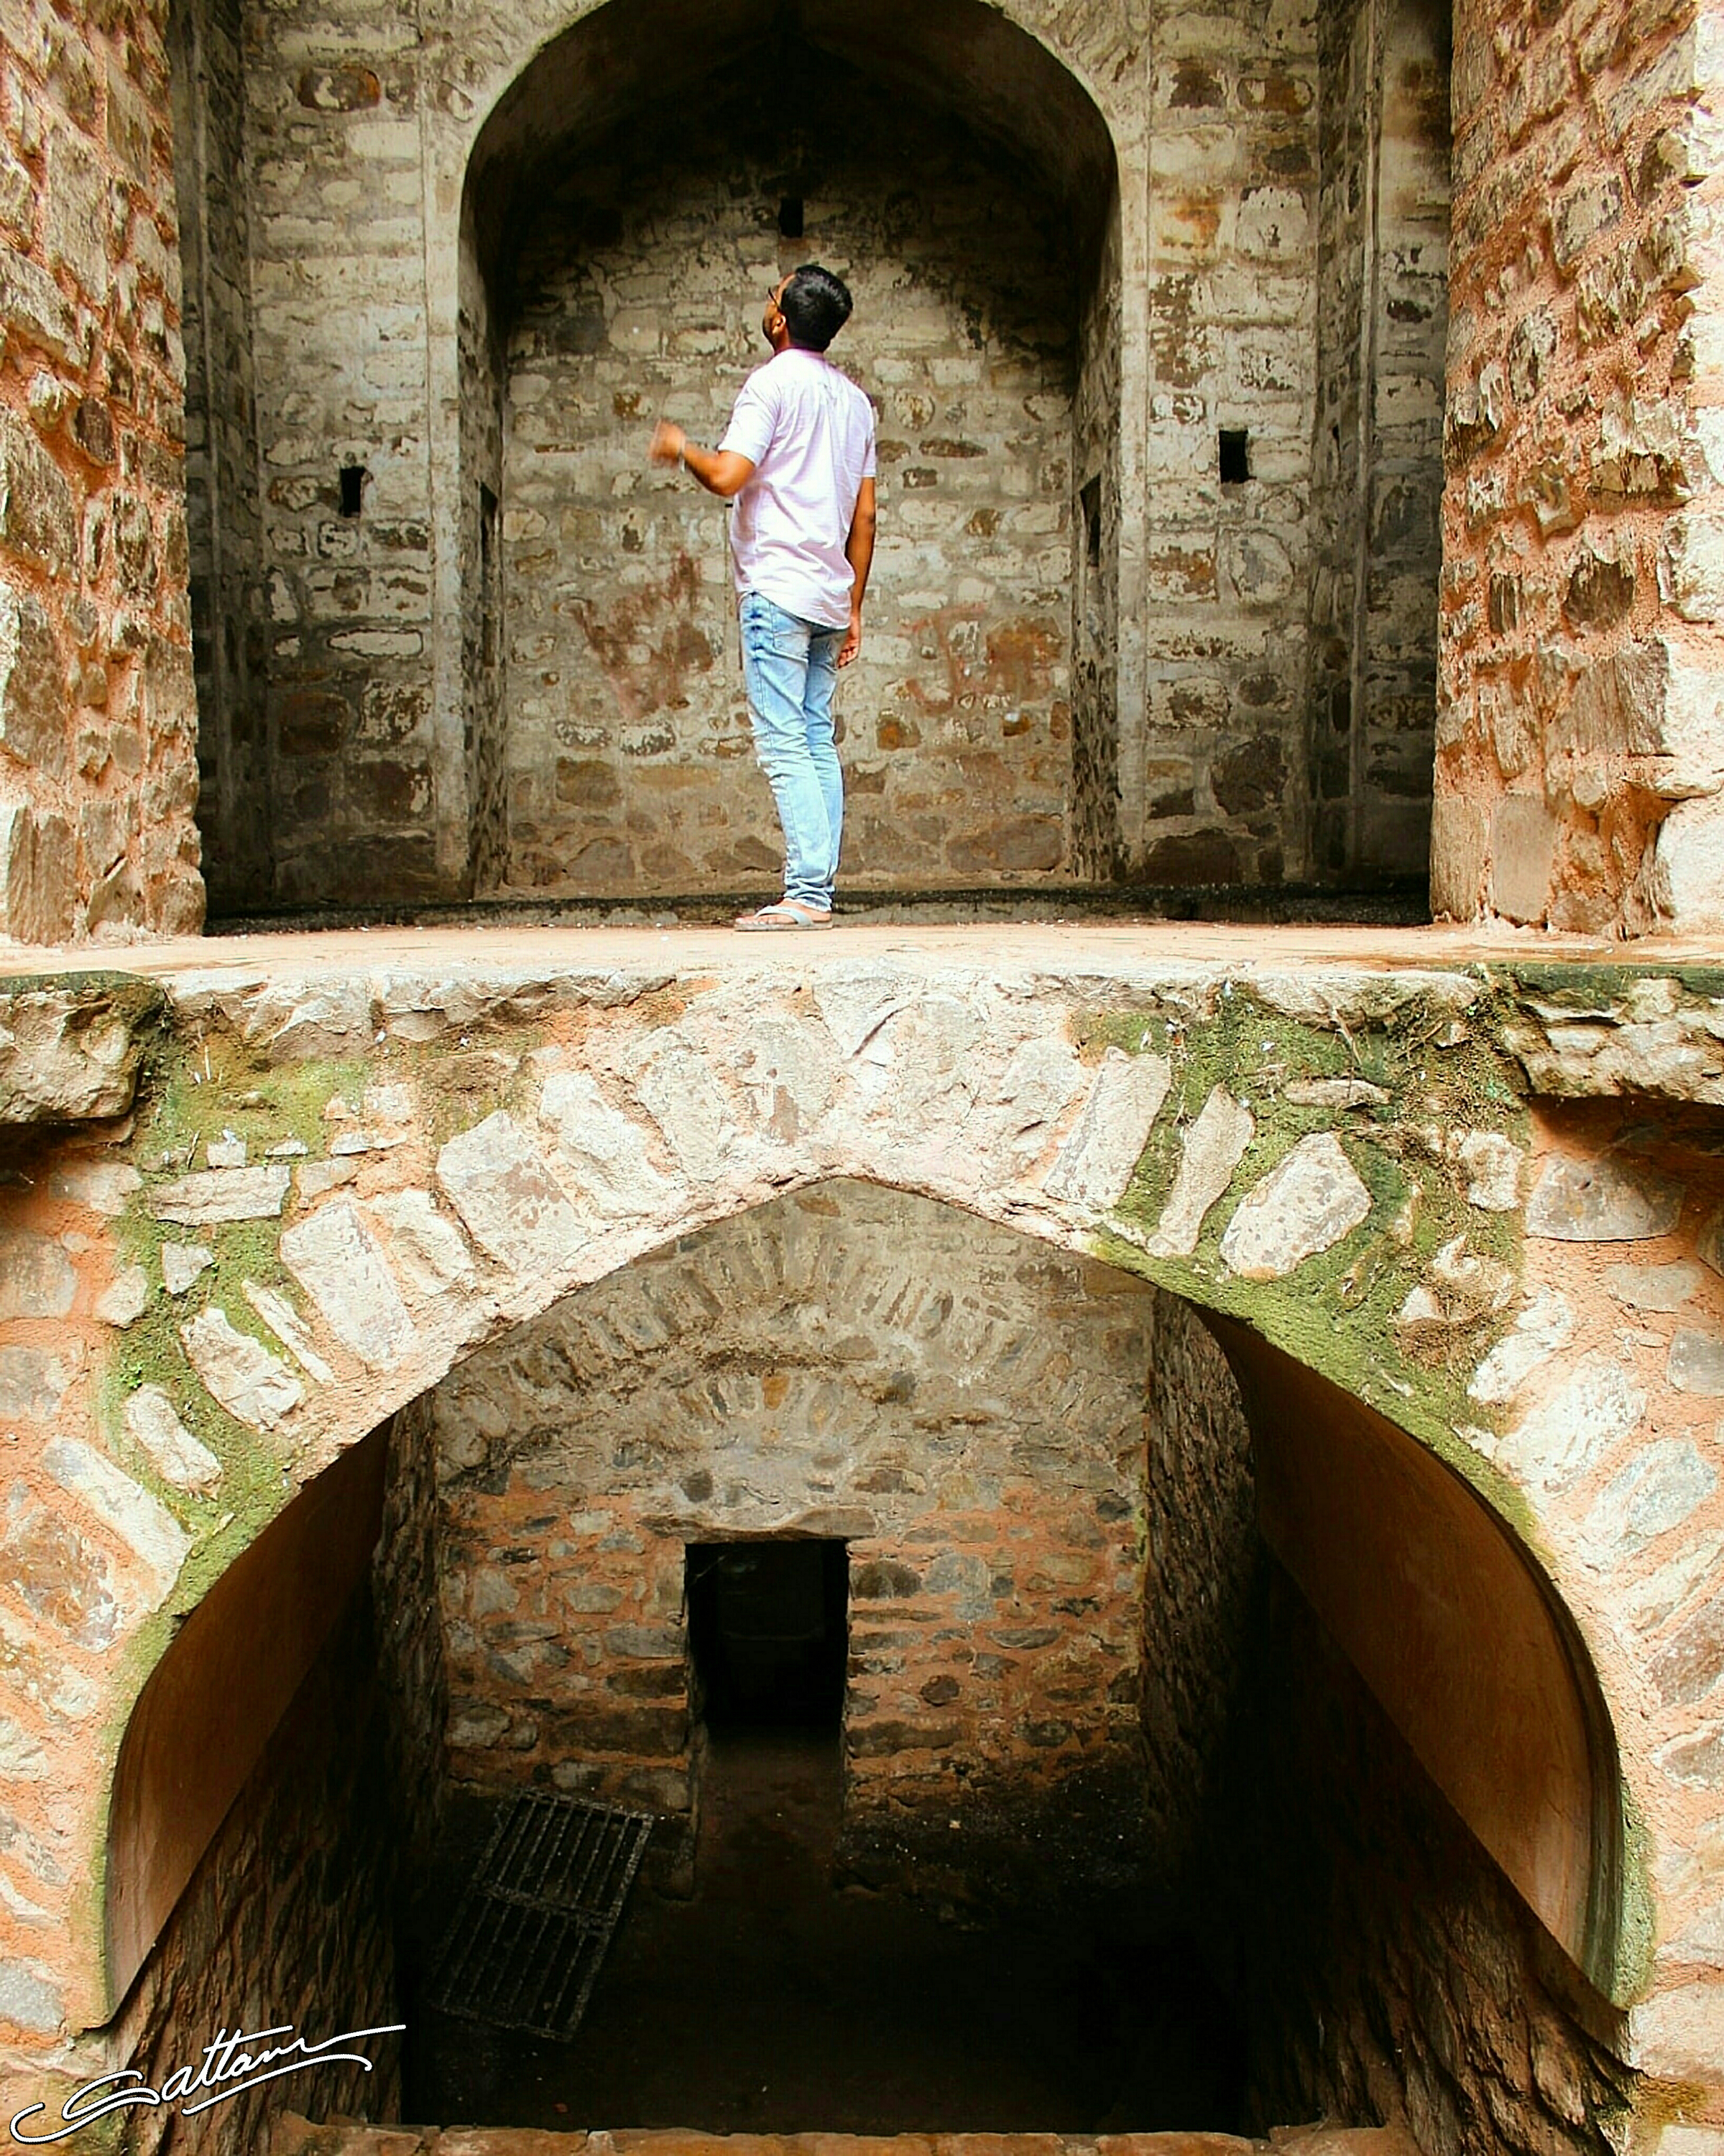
left=338, top=464, right=367, bottom=517
left=778, top=195, right=805, bottom=239
left=1219, top=430, right=1250, bottom=485
left=1079, top=474, right=1102, bottom=570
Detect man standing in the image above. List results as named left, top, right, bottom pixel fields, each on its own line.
left=650, top=266, right=877, bottom=930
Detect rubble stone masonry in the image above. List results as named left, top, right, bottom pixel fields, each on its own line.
left=428, top=1187, right=1159, bottom=1873
left=1434, top=0, right=1724, bottom=932
left=0, top=0, right=203, bottom=941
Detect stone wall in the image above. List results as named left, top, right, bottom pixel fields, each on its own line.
left=428, top=1184, right=1156, bottom=1883
left=494, top=59, right=1079, bottom=896
left=1432, top=0, right=1724, bottom=932
left=170, top=0, right=269, bottom=913
left=162, top=0, right=1464, bottom=912
left=1306, top=0, right=1449, bottom=884
left=1140, top=1293, right=1258, bottom=1894
left=375, top=1392, right=451, bottom=1874
left=114, top=1588, right=402, bottom=2156
left=242, top=0, right=443, bottom=910
left=0, top=0, right=203, bottom=941
left=1071, top=203, right=1125, bottom=880
left=1135, top=0, right=1321, bottom=888
left=1212, top=1561, right=1627, bottom=2156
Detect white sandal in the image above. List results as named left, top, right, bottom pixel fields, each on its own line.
left=734, top=900, right=833, bottom=931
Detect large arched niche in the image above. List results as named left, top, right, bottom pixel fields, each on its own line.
left=1205, top=1314, right=1625, bottom=2001
left=102, top=1183, right=1626, bottom=2030
left=451, top=0, right=1126, bottom=899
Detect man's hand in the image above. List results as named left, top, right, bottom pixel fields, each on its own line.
left=838, top=605, right=862, bottom=669
left=649, top=423, right=754, bottom=499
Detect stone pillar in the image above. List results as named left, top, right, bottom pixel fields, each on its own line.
left=1434, top=0, right=1724, bottom=934
left=0, top=0, right=203, bottom=943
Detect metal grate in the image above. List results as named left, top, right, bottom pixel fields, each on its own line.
left=428, top=1792, right=655, bottom=2040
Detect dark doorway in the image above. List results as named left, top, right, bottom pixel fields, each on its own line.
left=686, top=1540, right=848, bottom=1729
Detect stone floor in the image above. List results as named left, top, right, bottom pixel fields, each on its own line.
left=403, top=1734, right=1243, bottom=2134
left=0, top=916, right=1702, bottom=985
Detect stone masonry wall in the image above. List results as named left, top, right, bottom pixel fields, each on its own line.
left=1357, top=0, right=1448, bottom=875
left=497, top=60, right=1079, bottom=896
left=170, top=0, right=270, bottom=913
left=1071, top=202, right=1125, bottom=880
left=0, top=0, right=203, bottom=941
left=1140, top=1291, right=1258, bottom=1894
left=113, top=1588, right=402, bottom=2156
left=1306, top=0, right=1449, bottom=885
left=428, top=1186, right=1155, bottom=1870
left=1432, top=0, right=1724, bottom=933
left=1135, top=0, right=1321, bottom=888
left=374, top=1391, right=451, bottom=1874
left=243, top=4, right=443, bottom=909
left=1213, top=1561, right=1626, bottom=2156
left=15, top=943, right=1724, bottom=2134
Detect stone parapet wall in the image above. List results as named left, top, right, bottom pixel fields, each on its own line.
left=0, top=0, right=203, bottom=941
left=1433, top=0, right=1724, bottom=933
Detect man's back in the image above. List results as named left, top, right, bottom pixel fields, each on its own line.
left=720, top=347, right=877, bottom=630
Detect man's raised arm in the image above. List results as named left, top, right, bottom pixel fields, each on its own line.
left=839, top=477, right=876, bottom=668
left=649, top=421, right=754, bottom=500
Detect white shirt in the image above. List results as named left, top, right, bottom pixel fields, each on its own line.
left=718, top=347, right=877, bottom=630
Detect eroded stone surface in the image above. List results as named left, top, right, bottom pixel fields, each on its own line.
left=436, top=1112, right=586, bottom=1276
left=179, top=1308, right=303, bottom=1430
left=0, top=983, right=157, bottom=1123
left=121, top=1386, right=221, bottom=1494
left=1219, top=1134, right=1371, bottom=1280
left=279, top=1198, right=417, bottom=1370
left=1526, top=1156, right=1682, bottom=1241
left=1148, top=1087, right=1255, bottom=1257
left=149, top=1166, right=291, bottom=1227
left=0, top=1230, right=74, bottom=1322
left=1043, top=1049, right=1173, bottom=1210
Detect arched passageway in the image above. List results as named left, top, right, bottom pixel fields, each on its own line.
left=109, top=1183, right=1624, bottom=2152
left=455, top=0, right=1123, bottom=898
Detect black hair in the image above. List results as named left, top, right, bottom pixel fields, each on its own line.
left=780, top=264, right=854, bottom=352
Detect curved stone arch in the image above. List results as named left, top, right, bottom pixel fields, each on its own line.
left=419, top=0, right=1149, bottom=890
left=22, top=949, right=1713, bottom=2053
left=99, top=1161, right=1628, bottom=2029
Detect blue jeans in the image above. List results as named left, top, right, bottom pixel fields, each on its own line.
left=739, top=591, right=844, bottom=910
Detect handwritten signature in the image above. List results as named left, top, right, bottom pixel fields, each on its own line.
left=8, top=2022, right=407, bottom=2145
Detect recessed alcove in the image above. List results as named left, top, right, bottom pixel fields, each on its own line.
left=109, top=1181, right=1621, bottom=2147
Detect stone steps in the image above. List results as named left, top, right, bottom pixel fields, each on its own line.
left=270, top=2116, right=1420, bottom=2156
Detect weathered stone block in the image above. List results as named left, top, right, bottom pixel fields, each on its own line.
left=0, top=805, right=76, bottom=945
left=1490, top=796, right=1557, bottom=923
left=1526, top=1156, right=1682, bottom=1240
left=280, top=1197, right=417, bottom=1369
left=1218, top=1133, right=1371, bottom=1279
left=0, top=415, right=75, bottom=579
